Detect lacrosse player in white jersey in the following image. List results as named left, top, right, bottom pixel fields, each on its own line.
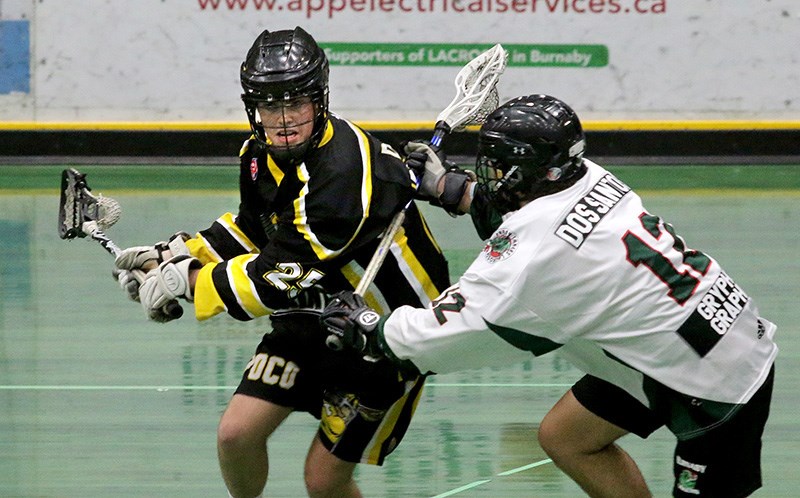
left=321, top=94, right=777, bottom=497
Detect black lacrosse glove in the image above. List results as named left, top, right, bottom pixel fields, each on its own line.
left=321, top=291, right=383, bottom=356
left=288, top=284, right=330, bottom=311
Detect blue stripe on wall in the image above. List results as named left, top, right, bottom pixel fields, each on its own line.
left=0, top=20, right=31, bottom=94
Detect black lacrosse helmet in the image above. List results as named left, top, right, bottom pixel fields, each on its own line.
left=241, top=27, right=330, bottom=165
left=475, top=94, right=586, bottom=213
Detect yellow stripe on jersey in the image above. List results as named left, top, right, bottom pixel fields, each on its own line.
left=186, top=233, right=223, bottom=264
left=339, top=259, right=364, bottom=287
left=266, top=154, right=284, bottom=185
left=388, top=226, right=439, bottom=303
left=291, top=163, right=318, bottom=256
left=338, top=261, right=390, bottom=314
left=349, top=122, right=373, bottom=220
left=217, top=212, right=259, bottom=253
left=297, top=122, right=373, bottom=260
left=238, top=137, right=254, bottom=157
left=228, top=253, right=271, bottom=318
left=317, top=119, right=334, bottom=147
left=194, top=263, right=227, bottom=321
left=418, top=210, right=443, bottom=255
left=363, top=378, right=424, bottom=465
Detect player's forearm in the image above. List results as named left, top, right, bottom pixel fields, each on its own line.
left=436, top=177, right=475, bottom=214
left=189, top=268, right=199, bottom=290
left=459, top=181, right=476, bottom=213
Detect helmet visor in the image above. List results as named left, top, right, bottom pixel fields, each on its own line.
left=255, top=96, right=317, bottom=150
left=475, top=131, right=549, bottom=192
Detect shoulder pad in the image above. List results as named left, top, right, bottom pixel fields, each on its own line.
left=239, top=135, right=258, bottom=158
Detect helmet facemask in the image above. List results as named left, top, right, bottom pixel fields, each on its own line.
left=240, top=27, right=330, bottom=166
left=244, top=91, right=328, bottom=165
left=475, top=131, right=560, bottom=213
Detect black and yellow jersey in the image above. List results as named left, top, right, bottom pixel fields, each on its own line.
left=187, top=114, right=451, bottom=321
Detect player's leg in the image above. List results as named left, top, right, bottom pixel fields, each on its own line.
left=217, top=394, right=293, bottom=498
left=304, top=436, right=361, bottom=498
left=671, top=365, right=774, bottom=498
left=307, top=354, right=426, bottom=496
left=539, top=390, right=650, bottom=497
left=539, top=375, right=663, bottom=498
left=218, top=310, right=327, bottom=498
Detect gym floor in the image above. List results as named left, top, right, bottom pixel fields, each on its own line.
left=1, top=164, right=798, bottom=497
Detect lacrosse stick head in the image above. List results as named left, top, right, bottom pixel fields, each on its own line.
left=59, top=168, right=122, bottom=239
left=434, top=44, right=508, bottom=140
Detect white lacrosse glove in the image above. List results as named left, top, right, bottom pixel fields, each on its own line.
left=113, top=232, right=191, bottom=301
left=112, top=267, right=142, bottom=301
left=138, top=255, right=201, bottom=323
left=404, top=141, right=474, bottom=215
left=404, top=141, right=445, bottom=199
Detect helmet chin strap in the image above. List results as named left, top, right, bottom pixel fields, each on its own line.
left=270, top=142, right=311, bottom=166
left=258, top=104, right=321, bottom=166
left=496, top=165, right=521, bottom=191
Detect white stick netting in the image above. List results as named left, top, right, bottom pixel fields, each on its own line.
left=437, top=44, right=508, bottom=130
left=95, top=195, right=122, bottom=229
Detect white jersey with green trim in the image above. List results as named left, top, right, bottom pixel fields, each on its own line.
left=383, top=160, right=777, bottom=414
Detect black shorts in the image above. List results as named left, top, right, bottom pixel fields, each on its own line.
left=573, top=366, right=775, bottom=498
left=234, top=309, right=425, bottom=465
left=572, top=374, right=664, bottom=439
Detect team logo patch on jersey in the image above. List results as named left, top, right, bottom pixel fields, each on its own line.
left=320, top=393, right=358, bottom=444
left=250, top=158, right=259, bottom=181
left=675, top=455, right=706, bottom=495
left=483, top=229, right=518, bottom=263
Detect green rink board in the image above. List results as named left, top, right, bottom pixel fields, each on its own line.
left=1, top=163, right=799, bottom=191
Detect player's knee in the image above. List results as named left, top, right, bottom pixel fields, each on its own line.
left=217, top=415, right=251, bottom=454
left=538, top=413, right=574, bottom=463
left=303, top=469, right=349, bottom=497
left=303, top=457, right=356, bottom=497
left=537, top=418, right=558, bottom=457
left=303, top=475, right=329, bottom=497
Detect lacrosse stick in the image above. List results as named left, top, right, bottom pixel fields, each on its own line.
left=325, top=44, right=507, bottom=351
left=58, top=168, right=183, bottom=319
left=354, top=44, right=507, bottom=297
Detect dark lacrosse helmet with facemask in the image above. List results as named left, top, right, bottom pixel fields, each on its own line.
left=475, top=94, right=587, bottom=214
left=240, top=27, right=330, bottom=165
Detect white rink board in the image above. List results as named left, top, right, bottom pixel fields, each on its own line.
left=1, top=0, right=798, bottom=123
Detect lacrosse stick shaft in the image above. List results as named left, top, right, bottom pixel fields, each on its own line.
left=353, top=121, right=447, bottom=297
left=83, top=222, right=152, bottom=283
left=85, top=221, right=181, bottom=317
left=429, top=122, right=451, bottom=151
left=352, top=45, right=507, bottom=297
left=83, top=221, right=125, bottom=257
left=354, top=209, right=406, bottom=296
left=59, top=168, right=182, bottom=319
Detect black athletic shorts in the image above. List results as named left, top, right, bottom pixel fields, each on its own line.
left=573, top=365, right=775, bottom=497
left=234, top=309, right=425, bottom=465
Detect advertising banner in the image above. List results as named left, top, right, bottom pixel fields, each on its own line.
left=0, top=0, right=797, bottom=123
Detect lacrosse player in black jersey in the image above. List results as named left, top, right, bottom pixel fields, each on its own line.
left=114, top=27, right=452, bottom=498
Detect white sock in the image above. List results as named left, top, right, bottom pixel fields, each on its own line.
left=227, top=492, right=262, bottom=498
